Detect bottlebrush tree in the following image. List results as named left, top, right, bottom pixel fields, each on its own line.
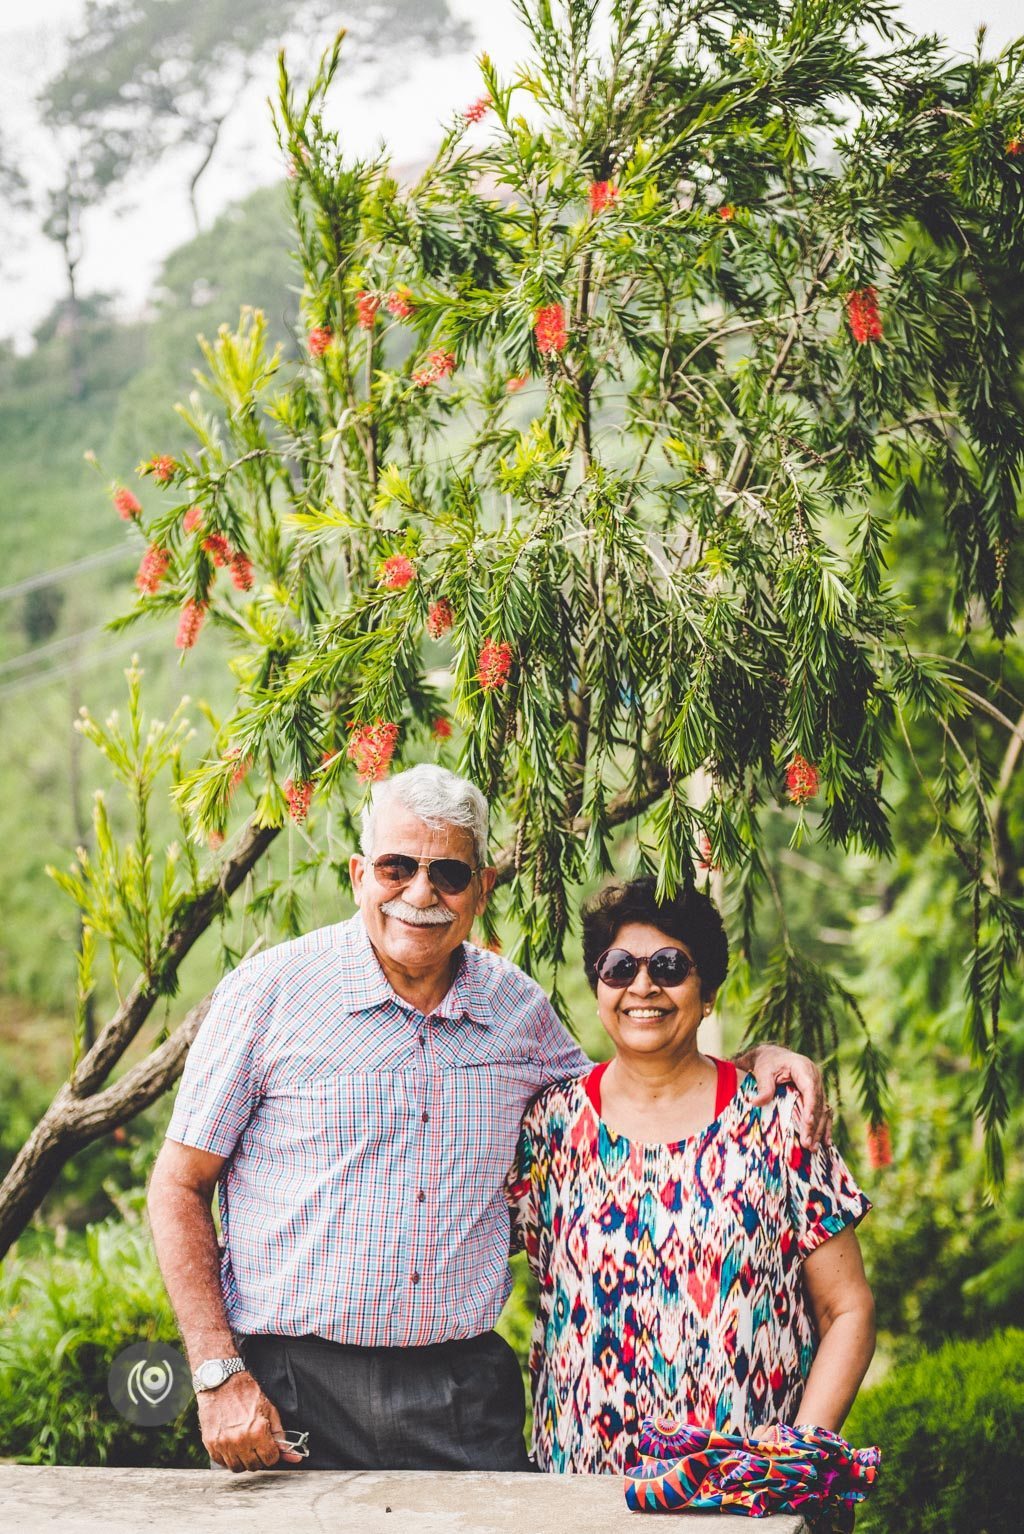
left=2, top=1, right=1023, bottom=1254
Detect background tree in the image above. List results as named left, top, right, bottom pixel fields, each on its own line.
left=1, top=0, right=1022, bottom=1259
left=40, top=0, right=470, bottom=233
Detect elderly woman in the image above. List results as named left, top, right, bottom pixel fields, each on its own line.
left=507, top=877, right=875, bottom=1475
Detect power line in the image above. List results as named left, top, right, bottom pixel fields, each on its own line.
left=0, top=631, right=162, bottom=704
left=0, top=622, right=109, bottom=677
left=0, top=544, right=133, bottom=603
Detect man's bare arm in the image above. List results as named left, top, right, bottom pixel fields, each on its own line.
left=148, top=1140, right=301, bottom=1471
left=733, top=1043, right=830, bottom=1149
left=148, top=1140, right=234, bottom=1361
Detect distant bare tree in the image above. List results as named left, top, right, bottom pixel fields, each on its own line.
left=40, top=0, right=470, bottom=232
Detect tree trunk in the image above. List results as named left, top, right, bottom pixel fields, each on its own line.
left=57, top=175, right=84, bottom=401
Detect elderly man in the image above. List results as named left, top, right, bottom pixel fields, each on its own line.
left=148, top=764, right=824, bottom=1474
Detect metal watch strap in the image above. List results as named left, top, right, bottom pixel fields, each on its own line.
left=192, top=1355, right=247, bottom=1392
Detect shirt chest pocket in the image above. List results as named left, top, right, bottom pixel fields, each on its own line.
left=269, top=1071, right=416, bottom=1160
left=444, top=1057, right=545, bottom=1177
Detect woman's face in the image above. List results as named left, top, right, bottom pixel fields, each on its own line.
left=595, top=920, right=710, bottom=1060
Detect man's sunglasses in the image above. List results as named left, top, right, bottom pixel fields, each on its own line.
left=370, top=853, right=481, bottom=896
left=594, top=946, right=697, bottom=989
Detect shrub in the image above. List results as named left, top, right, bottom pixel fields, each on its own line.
left=845, top=1329, right=1024, bottom=1534
left=0, top=1194, right=203, bottom=1466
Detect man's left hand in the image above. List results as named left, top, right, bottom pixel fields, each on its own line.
left=734, top=1043, right=830, bottom=1149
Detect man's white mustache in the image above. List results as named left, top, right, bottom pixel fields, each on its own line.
left=381, top=897, right=456, bottom=927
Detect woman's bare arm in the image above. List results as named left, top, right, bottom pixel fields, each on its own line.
left=795, top=1224, right=876, bottom=1432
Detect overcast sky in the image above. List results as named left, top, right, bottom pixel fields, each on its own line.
left=0, top=0, right=1020, bottom=347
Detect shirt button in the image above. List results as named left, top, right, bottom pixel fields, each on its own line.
left=417, top=1189, right=426, bottom=1203
left=419, top=1033, right=426, bottom=1046
left=421, top=1111, right=429, bottom=1123
left=411, top=1271, right=421, bottom=1285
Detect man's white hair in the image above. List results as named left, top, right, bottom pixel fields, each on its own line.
left=360, top=764, right=490, bottom=864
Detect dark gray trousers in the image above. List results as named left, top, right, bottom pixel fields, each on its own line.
left=239, top=1331, right=532, bottom=1472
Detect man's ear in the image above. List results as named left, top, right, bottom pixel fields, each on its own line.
left=349, top=854, right=365, bottom=899
left=476, top=864, right=497, bottom=910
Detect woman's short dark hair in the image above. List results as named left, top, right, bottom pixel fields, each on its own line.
left=581, top=876, right=729, bottom=999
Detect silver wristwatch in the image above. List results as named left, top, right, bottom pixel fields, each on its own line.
left=192, top=1356, right=248, bottom=1392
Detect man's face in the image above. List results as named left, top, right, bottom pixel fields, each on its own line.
left=350, top=801, right=496, bottom=978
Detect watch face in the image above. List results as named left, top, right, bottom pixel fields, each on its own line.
left=197, top=1360, right=225, bottom=1388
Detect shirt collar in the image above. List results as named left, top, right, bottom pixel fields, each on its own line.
left=342, top=913, right=492, bottom=1028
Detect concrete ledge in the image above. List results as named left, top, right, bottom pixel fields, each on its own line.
left=0, top=1466, right=809, bottom=1533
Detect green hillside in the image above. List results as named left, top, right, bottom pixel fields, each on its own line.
left=0, top=185, right=297, bottom=1013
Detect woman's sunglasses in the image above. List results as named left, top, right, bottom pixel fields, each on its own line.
left=370, top=853, right=481, bottom=896
left=594, top=946, right=697, bottom=989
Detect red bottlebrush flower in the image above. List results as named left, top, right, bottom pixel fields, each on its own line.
left=385, top=286, right=414, bottom=318
left=230, top=552, right=254, bottom=591
left=866, top=1121, right=893, bottom=1169
left=346, top=720, right=400, bottom=782
left=182, top=505, right=204, bottom=534
left=786, top=754, right=820, bottom=804
left=477, top=638, right=513, bottom=691
left=226, top=748, right=251, bottom=791
left=588, top=180, right=619, bottom=215
left=307, top=325, right=334, bottom=357
left=355, top=291, right=380, bottom=329
left=412, top=348, right=457, bottom=388
left=696, top=833, right=718, bottom=872
left=534, top=303, right=568, bottom=355
left=135, top=544, right=170, bottom=595
left=463, top=95, right=491, bottom=124
left=718, top=204, right=735, bottom=220
left=380, top=554, right=416, bottom=589
left=113, top=486, right=142, bottom=520
left=432, top=716, right=452, bottom=740
left=148, top=454, right=176, bottom=483
left=506, top=373, right=528, bottom=393
left=175, top=600, right=206, bottom=650
left=202, top=533, right=232, bottom=568
left=845, top=286, right=883, bottom=345
left=283, top=777, right=314, bottom=823
left=1007, top=138, right=1021, bottom=156
left=427, top=598, right=454, bottom=638
left=208, top=830, right=225, bottom=851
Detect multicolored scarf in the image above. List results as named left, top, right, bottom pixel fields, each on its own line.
left=624, top=1417, right=881, bottom=1525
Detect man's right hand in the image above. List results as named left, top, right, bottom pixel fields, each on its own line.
left=197, top=1370, right=304, bottom=1472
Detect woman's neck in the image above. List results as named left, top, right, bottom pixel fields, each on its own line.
left=606, top=1043, right=709, bottom=1102
left=600, top=1047, right=718, bottom=1144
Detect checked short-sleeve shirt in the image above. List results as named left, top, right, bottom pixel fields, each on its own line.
left=166, top=913, right=588, bottom=1347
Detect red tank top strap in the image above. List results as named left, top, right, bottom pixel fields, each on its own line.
left=713, top=1056, right=738, bottom=1117
left=585, top=1059, right=611, bottom=1113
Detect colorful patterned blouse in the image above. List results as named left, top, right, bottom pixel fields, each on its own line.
left=506, top=1062, right=870, bottom=1475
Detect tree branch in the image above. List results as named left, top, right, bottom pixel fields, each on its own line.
left=71, top=820, right=279, bottom=1097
